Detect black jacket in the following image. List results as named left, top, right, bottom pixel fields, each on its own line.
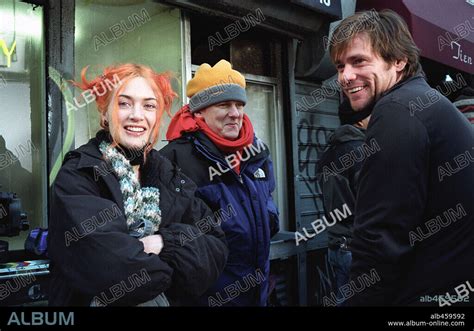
left=48, top=133, right=228, bottom=306
left=349, top=74, right=474, bottom=306
left=316, top=125, right=366, bottom=248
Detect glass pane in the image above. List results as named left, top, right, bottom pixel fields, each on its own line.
left=0, top=0, right=46, bottom=250
left=231, top=37, right=274, bottom=77
left=245, top=82, right=287, bottom=229
left=74, top=0, right=183, bottom=150
left=245, top=82, right=274, bottom=150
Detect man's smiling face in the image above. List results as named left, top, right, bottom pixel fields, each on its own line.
left=336, top=33, right=405, bottom=111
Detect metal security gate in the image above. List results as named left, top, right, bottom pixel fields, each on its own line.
left=292, top=78, right=340, bottom=305
left=294, top=79, right=340, bottom=236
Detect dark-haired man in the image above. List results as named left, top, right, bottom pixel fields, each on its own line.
left=329, top=9, right=474, bottom=305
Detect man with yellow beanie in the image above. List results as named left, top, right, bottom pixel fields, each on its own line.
left=161, top=60, right=279, bottom=306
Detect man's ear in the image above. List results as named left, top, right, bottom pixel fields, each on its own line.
left=194, top=111, right=203, bottom=118
left=394, top=58, right=407, bottom=73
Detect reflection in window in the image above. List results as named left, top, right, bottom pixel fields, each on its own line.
left=74, top=0, right=183, bottom=150
left=0, top=0, right=45, bottom=249
left=190, top=13, right=277, bottom=77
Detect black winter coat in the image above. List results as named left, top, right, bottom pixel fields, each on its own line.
left=48, top=133, right=228, bottom=306
left=316, top=125, right=366, bottom=248
left=349, top=74, right=474, bottom=306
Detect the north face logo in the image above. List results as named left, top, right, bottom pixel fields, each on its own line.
left=254, top=168, right=266, bottom=179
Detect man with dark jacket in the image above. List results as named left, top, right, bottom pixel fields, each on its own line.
left=160, top=60, right=279, bottom=306
left=329, top=10, right=474, bottom=305
left=316, top=102, right=370, bottom=304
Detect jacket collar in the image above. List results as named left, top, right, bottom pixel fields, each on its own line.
left=328, top=125, right=366, bottom=145
left=186, top=131, right=270, bottom=165
left=67, top=131, right=150, bottom=170
left=62, top=137, right=104, bottom=170
left=378, top=73, right=425, bottom=100
left=346, top=73, right=425, bottom=117
left=66, top=134, right=174, bottom=189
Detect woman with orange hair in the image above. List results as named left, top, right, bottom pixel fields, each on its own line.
left=48, top=64, right=228, bottom=306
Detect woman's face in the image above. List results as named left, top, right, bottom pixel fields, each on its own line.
left=103, top=77, right=158, bottom=150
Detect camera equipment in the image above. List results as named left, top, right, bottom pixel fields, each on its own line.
left=0, top=190, right=48, bottom=305
left=0, top=191, right=29, bottom=237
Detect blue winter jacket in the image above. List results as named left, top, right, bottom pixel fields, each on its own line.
left=160, top=131, right=279, bottom=306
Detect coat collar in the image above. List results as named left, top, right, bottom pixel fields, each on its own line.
left=65, top=134, right=178, bottom=191
left=378, top=73, right=425, bottom=101
left=66, top=134, right=155, bottom=170
left=328, top=125, right=366, bottom=145
left=70, top=137, right=104, bottom=170
left=185, top=131, right=270, bottom=166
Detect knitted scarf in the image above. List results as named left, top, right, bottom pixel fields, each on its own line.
left=90, top=138, right=168, bottom=307
left=99, top=141, right=162, bottom=238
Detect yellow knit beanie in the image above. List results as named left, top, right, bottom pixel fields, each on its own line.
left=187, top=60, right=247, bottom=112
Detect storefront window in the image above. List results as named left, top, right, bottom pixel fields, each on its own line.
left=0, top=0, right=46, bottom=250
left=73, top=0, right=183, bottom=150
left=245, top=80, right=288, bottom=229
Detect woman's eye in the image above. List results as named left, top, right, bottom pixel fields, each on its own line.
left=119, top=101, right=131, bottom=108
left=144, top=104, right=157, bottom=111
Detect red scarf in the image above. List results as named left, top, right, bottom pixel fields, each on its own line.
left=166, top=105, right=254, bottom=174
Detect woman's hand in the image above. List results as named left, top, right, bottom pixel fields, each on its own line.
left=139, top=234, right=164, bottom=255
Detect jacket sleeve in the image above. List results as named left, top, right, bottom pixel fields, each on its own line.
left=320, top=173, right=355, bottom=223
left=266, top=157, right=280, bottom=237
left=318, top=141, right=365, bottom=230
left=348, top=102, right=429, bottom=306
left=49, top=158, right=174, bottom=306
left=146, top=154, right=229, bottom=297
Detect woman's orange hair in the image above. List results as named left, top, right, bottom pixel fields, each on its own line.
left=72, top=63, right=177, bottom=155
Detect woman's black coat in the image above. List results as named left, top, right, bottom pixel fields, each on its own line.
left=48, top=134, right=228, bottom=306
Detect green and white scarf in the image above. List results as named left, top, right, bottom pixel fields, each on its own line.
left=99, top=141, right=162, bottom=237
left=91, top=141, right=169, bottom=307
